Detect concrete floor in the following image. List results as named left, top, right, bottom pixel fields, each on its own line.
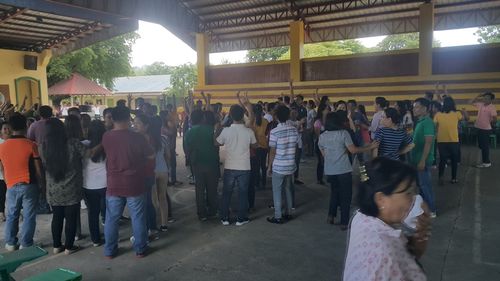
left=2, top=140, right=500, bottom=281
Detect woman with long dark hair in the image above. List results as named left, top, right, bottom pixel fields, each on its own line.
left=250, top=104, right=269, bottom=197
left=434, top=96, right=465, bottom=184
left=82, top=120, right=107, bottom=247
left=133, top=114, right=161, bottom=233
left=41, top=118, right=86, bottom=255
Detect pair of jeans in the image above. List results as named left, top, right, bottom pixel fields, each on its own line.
left=104, top=194, right=147, bottom=256
left=327, top=173, right=352, bottom=226
left=4, top=183, right=38, bottom=247
left=417, top=167, right=436, bottom=213
left=254, top=148, right=268, bottom=188
left=220, top=169, right=250, bottom=221
left=271, top=172, right=293, bottom=219
left=477, top=129, right=491, bottom=164
left=0, top=180, right=6, bottom=213
left=193, top=164, right=218, bottom=218
left=145, top=177, right=157, bottom=231
left=84, top=188, right=106, bottom=244
left=438, top=142, right=460, bottom=180
left=294, top=148, right=302, bottom=179
left=51, top=204, right=79, bottom=249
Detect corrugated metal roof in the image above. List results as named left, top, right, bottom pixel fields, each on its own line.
left=112, top=75, right=171, bottom=94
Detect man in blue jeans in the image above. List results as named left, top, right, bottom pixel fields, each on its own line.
left=102, top=107, right=154, bottom=258
left=267, top=105, right=300, bottom=224
left=216, top=95, right=256, bottom=226
left=411, top=98, right=437, bottom=218
left=0, top=113, right=43, bottom=251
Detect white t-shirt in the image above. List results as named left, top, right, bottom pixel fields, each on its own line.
left=81, top=140, right=107, bottom=189
left=216, top=123, right=256, bottom=171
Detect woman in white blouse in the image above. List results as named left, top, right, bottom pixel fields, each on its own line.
left=343, top=157, right=431, bottom=281
left=82, top=120, right=107, bottom=247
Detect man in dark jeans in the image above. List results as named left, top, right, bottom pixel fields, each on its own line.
left=216, top=99, right=256, bottom=226
left=472, top=92, right=497, bottom=168
left=184, top=110, right=219, bottom=221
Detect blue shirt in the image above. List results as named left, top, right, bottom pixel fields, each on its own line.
left=374, top=127, right=413, bottom=160
left=269, top=123, right=299, bottom=175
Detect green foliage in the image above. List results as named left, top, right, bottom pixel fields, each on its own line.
left=375, top=33, right=441, bottom=51
left=133, top=61, right=176, bottom=76
left=279, top=40, right=368, bottom=59
left=167, top=63, right=197, bottom=98
left=246, top=46, right=289, bottom=62
left=475, top=25, right=500, bottom=44
left=47, top=32, right=139, bottom=88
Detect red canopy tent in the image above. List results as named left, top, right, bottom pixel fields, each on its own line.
left=48, top=73, right=111, bottom=106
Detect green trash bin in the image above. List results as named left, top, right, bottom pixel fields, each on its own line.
left=23, top=268, right=82, bottom=281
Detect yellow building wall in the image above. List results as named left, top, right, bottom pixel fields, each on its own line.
left=194, top=71, right=500, bottom=121
left=0, top=49, right=52, bottom=107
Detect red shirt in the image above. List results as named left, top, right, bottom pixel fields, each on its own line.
left=102, top=129, right=153, bottom=197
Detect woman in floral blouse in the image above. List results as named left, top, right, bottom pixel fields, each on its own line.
left=41, top=118, right=86, bottom=255
left=343, top=157, right=431, bottom=281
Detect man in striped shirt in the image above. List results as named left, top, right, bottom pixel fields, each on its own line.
left=267, top=105, right=300, bottom=224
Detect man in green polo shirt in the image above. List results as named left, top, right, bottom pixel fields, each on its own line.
left=411, top=98, right=436, bottom=218
left=184, top=109, right=219, bottom=221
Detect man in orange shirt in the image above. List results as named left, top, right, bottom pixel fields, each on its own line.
left=0, top=113, right=43, bottom=251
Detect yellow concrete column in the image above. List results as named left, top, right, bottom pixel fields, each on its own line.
left=289, top=20, right=304, bottom=82
left=419, top=2, right=434, bottom=77
left=196, top=33, right=209, bottom=86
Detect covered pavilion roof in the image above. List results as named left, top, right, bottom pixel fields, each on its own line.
left=2, top=0, right=500, bottom=54
left=183, top=0, right=500, bottom=52
left=48, top=73, right=111, bottom=96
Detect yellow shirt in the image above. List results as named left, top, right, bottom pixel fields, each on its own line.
left=252, top=119, right=269, bottom=149
left=434, top=111, right=462, bottom=143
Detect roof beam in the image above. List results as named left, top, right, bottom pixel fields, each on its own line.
left=0, top=0, right=128, bottom=25
left=196, top=1, right=283, bottom=18
left=0, top=6, right=26, bottom=24
left=30, top=20, right=101, bottom=51
left=201, top=0, right=422, bottom=32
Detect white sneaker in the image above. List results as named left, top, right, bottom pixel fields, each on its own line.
left=53, top=247, right=64, bottom=254
left=235, top=219, right=250, bottom=226
left=476, top=163, right=492, bottom=168
left=221, top=220, right=230, bottom=226
left=5, top=244, right=17, bottom=252
left=430, top=212, right=437, bottom=218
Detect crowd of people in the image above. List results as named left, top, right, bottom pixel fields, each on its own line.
left=0, top=83, right=496, bottom=279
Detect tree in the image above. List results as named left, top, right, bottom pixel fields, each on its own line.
left=133, top=61, right=175, bottom=76
left=475, top=25, right=500, bottom=44
left=167, top=63, right=197, bottom=98
left=47, top=32, right=139, bottom=88
left=246, top=46, right=289, bottom=62
left=375, top=33, right=441, bottom=51
left=279, top=40, right=368, bottom=59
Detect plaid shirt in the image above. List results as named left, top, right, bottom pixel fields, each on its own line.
left=269, top=122, right=299, bottom=175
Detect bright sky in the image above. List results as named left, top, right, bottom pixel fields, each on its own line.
left=131, top=21, right=481, bottom=67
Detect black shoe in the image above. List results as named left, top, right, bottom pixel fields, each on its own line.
left=294, top=179, right=304, bottom=185
left=317, top=180, right=325, bottom=185
left=283, top=214, right=294, bottom=221
left=268, top=204, right=274, bottom=209
left=267, top=217, right=284, bottom=224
